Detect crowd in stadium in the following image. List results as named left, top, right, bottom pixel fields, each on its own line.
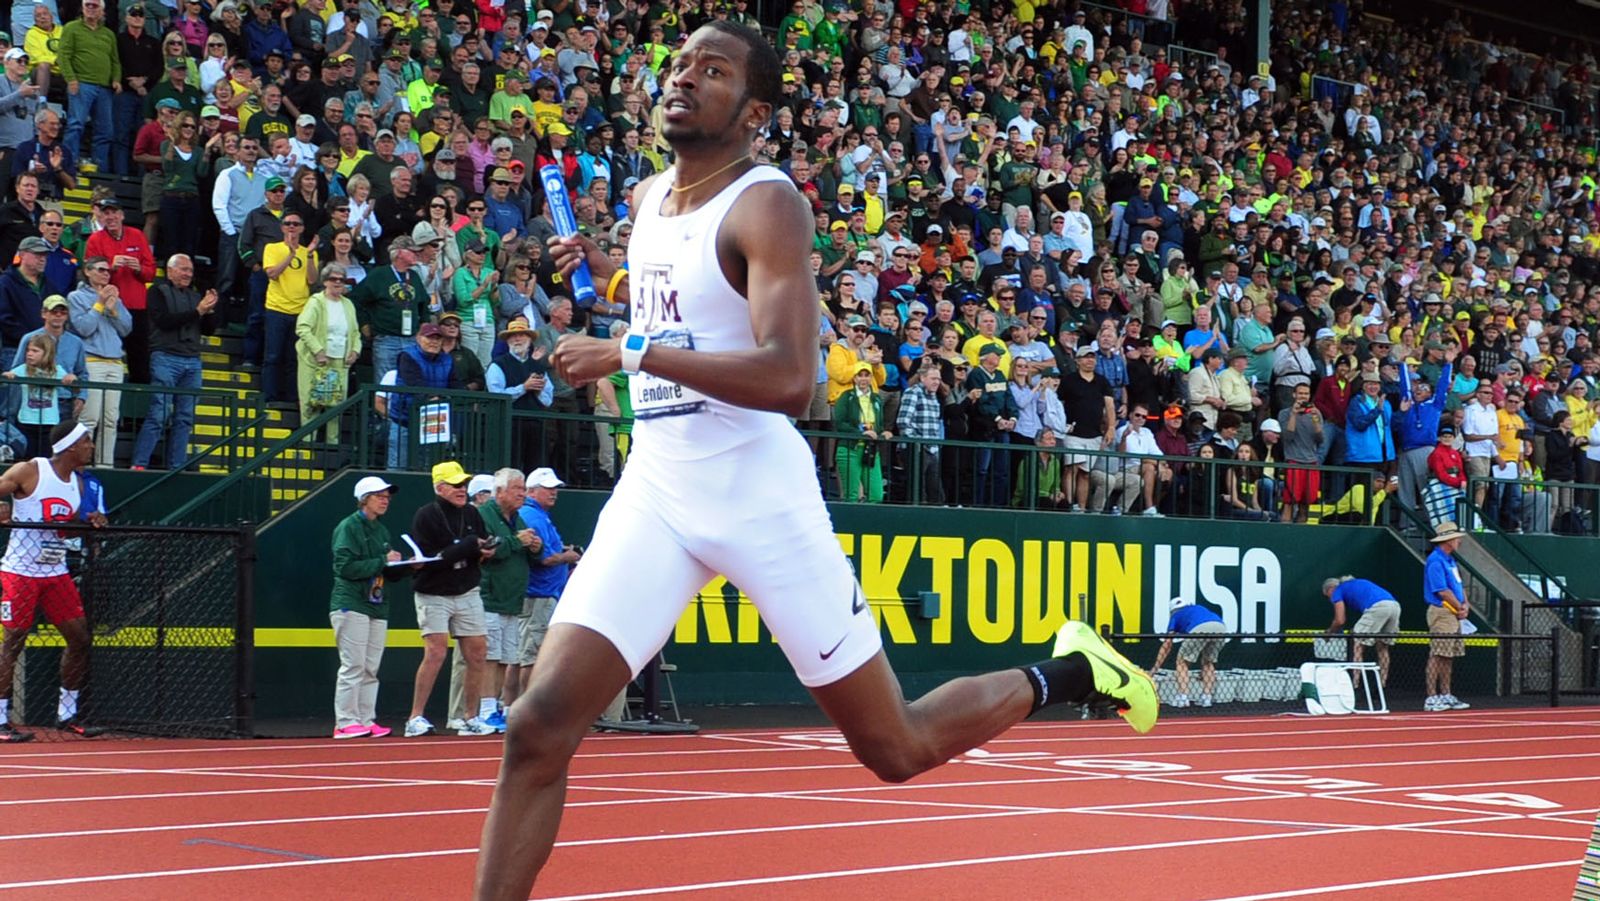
left=0, top=0, right=1592, bottom=532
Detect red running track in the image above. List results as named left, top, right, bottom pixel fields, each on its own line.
left=0, top=706, right=1596, bottom=899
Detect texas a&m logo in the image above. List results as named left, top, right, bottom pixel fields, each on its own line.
left=632, top=264, right=682, bottom=328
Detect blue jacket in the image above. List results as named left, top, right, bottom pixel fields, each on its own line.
left=1344, top=392, right=1394, bottom=463
left=0, top=266, right=43, bottom=347
left=1395, top=363, right=1452, bottom=451
left=390, top=343, right=455, bottom=424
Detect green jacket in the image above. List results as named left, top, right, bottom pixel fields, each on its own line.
left=832, top=389, right=886, bottom=439
left=329, top=509, right=404, bottom=619
left=477, top=498, right=534, bottom=616
left=351, top=264, right=429, bottom=339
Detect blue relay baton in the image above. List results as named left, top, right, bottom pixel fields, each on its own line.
left=539, top=165, right=597, bottom=305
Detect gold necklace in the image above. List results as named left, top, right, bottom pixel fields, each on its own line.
left=670, top=155, right=753, bottom=194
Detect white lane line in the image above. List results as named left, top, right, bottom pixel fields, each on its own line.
left=0, top=812, right=1501, bottom=892
left=0, top=707, right=1590, bottom=763
left=1198, top=859, right=1582, bottom=901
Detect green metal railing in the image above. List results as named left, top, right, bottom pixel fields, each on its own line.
left=1466, top=474, right=1600, bottom=537
left=157, top=385, right=516, bottom=524
left=0, top=374, right=265, bottom=521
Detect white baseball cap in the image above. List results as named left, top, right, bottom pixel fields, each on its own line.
left=529, top=467, right=565, bottom=489
left=353, top=475, right=395, bottom=500
left=1169, top=597, right=1190, bottom=611
left=467, top=474, right=495, bottom=497
left=1260, top=418, right=1282, bottom=433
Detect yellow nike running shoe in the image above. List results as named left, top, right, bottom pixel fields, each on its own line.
left=1052, top=620, right=1159, bottom=734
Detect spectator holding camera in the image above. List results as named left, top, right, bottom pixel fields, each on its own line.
left=403, top=460, right=497, bottom=739
left=833, top=361, right=891, bottom=503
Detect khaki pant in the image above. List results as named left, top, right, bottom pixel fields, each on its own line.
left=1089, top=467, right=1143, bottom=512
left=331, top=610, right=386, bottom=728
left=80, top=360, right=123, bottom=468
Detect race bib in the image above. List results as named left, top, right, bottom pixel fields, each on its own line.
left=36, top=541, right=66, bottom=567
left=630, top=329, right=708, bottom=419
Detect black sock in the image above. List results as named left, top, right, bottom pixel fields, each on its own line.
left=1018, top=653, right=1093, bottom=715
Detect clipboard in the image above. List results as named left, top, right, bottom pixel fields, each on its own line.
left=387, top=534, right=443, bottom=567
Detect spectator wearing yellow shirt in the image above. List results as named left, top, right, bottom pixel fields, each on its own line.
left=22, top=6, right=60, bottom=94
left=261, top=214, right=319, bottom=407
left=825, top=314, right=886, bottom=404
left=1490, top=389, right=1530, bottom=530
left=334, top=122, right=369, bottom=177
left=405, top=58, right=445, bottom=118
left=961, top=309, right=1013, bottom=377
left=529, top=77, right=562, bottom=138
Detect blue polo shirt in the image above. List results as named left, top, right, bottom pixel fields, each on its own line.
left=1423, top=547, right=1464, bottom=608
left=1169, top=604, right=1223, bottom=633
left=1329, top=578, right=1393, bottom=614
left=518, top=497, right=569, bottom=599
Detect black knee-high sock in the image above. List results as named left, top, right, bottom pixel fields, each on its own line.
left=1018, top=653, right=1094, bottom=715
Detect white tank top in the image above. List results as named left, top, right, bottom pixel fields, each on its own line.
left=1, top=458, right=81, bottom=578
left=627, top=165, right=799, bottom=461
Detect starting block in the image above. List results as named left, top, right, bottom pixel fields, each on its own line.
left=1300, top=662, right=1388, bottom=715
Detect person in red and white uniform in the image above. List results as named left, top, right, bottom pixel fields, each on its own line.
left=0, top=421, right=104, bottom=741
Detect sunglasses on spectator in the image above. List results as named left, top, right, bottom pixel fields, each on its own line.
left=430, top=203, right=447, bottom=209
left=468, top=205, right=486, bottom=212
left=40, top=220, right=62, bottom=227
left=283, top=221, right=303, bottom=227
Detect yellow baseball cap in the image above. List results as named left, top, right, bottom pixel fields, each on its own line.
left=431, top=461, right=471, bottom=486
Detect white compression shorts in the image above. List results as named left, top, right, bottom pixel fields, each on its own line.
left=550, top=426, right=883, bottom=687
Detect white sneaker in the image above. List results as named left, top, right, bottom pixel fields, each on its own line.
left=1423, top=696, right=1446, bottom=712
left=1444, top=694, right=1471, bottom=710
left=1198, top=694, right=1213, bottom=708
left=1170, top=694, right=1190, bottom=708
left=404, top=715, right=436, bottom=737
left=1141, top=507, right=1163, bottom=517
left=445, top=718, right=467, bottom=732
left=458, top=717, right=496, bottom=736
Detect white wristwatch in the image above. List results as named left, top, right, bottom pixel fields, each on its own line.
left=619, top=332, right=651, bottom=375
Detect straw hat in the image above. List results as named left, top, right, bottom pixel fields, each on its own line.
left=499, top=317, right=536, bottom=340
left=1431, top=521, right=1467, bottom=543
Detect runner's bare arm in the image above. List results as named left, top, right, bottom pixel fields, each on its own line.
left=0, top=459, right=39, bottom=502
left=550, top=182, right=821, bottom=417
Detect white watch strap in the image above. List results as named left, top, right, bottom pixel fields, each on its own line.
left=620, top=334, right=649, bottom=375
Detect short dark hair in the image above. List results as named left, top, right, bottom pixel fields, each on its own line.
left=703, top=20, right=781, bottom=108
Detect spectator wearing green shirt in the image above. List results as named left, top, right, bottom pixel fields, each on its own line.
left=327, top=475, right=407, bottom=740
left=475, top=468, right=542, bottom=731
left=57, top=0, right=120, bottom=170
left=350, top=235, right=429, bottom=380
left=489, top=71, right=536, bottom=132
left=451, top=240, right=499, bottom=367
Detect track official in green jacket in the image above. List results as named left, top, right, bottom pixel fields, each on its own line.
left=476, top=468, right=542, bottom=730
left=328, top=475, right=408, bottom=740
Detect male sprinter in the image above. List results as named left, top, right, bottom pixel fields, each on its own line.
left=0, top=422, right=105, bottom=741
left=473, top=23, right=1156, bottom=899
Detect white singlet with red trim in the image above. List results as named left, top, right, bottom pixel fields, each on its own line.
left=1, top=458, right=80, bottom=578
left=626, top=164, right=798, bottom=460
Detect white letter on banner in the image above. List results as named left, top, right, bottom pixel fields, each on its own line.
left=1199, top=546, right=1240, bottom=629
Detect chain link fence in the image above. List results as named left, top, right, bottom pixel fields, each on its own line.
left=7, top=522, right=253, bottom=740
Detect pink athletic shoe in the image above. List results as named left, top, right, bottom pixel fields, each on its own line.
left=364, top=723, right=392, bottom=739
left=333, top=724, right=371, bottom=740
